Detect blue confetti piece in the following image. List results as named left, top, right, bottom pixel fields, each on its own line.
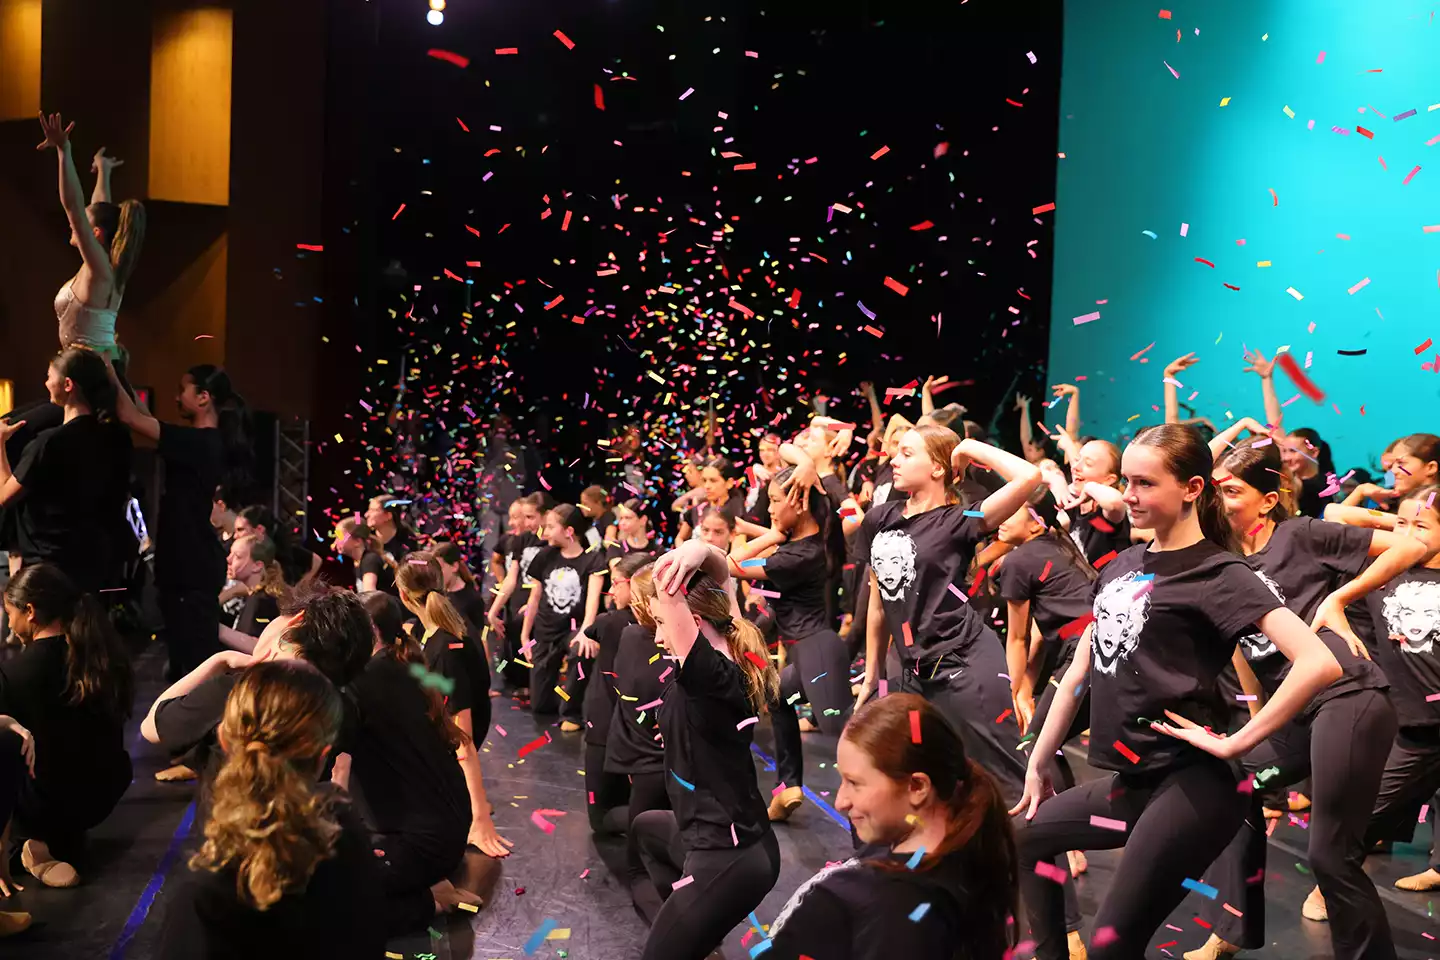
left=523, top=918, right=558, bottom=955
left=909, top=902, right=932, bottom=922
left=671, top=771, right=696, bottom=791
left=740, top=558, right=767, bottom=568
left=1134, top=573, right=1155, bottom=581
left=905, top=846, right=926, bottom=870
left=1142, top=229, right=1158, bottom=239
left=1182, top=878, right=1218, bottom=900
left=810, top=672, right=828, bottom=683
left=749, top=941, right=774, bottom=957
left=962, top=509, right=985, bottom=517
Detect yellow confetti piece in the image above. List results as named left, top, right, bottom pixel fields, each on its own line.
left=1219, top=97, right=1231, bottom=107
left=555, top=685, right=571, bottom=701
left=646, top=370, right=667, bottom=385
left=547, top=929, right=573, bottom=940
left=458, top=901, right=481, bottom=913
left=1127, top=414, right=1141, bottom=422
left=387, top=953, right=404, bottom=959
left=1256, top=260, right=1272, bottom=267
left=1282, top=104, right=1295, bottom=118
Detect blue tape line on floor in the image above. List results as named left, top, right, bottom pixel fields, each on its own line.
left=748, top=744, right=850, bottom=833
left=109, top=799, right=197, bottom=959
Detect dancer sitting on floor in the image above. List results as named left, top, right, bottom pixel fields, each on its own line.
left=0, top=564, right=134, bottom=898
left=629, top=538, right=782, bottom=960
left=156, top=660, right=386, bottom=959
left=765, top=694, right=1018, bottom=960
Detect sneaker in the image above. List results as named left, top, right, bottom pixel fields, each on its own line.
left=1182, top=934, right=1240, bottom=960
left=767, top=786, right=803, bottom=822
left=1302, top=885, right=1328, bottom=922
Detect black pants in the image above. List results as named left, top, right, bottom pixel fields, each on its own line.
left=1199, top=689, right=1396, bottom=960
left=561, top=654, right=590, bottom=722
left=585, top=740, right=632, bottom=834
left=632, top=810, right=781, bottom=960
left=500, top=613, right=529, bottom=692
left=1029, top=645, right=1090, bottom=792
left=529, top=636, right=567, bottom=715
left=158, top=586, right=222, bottom=682
left=371, top=828, right=466, bottom=936
left=771, top=628, right=854, bottom=788
left=625, top=770, right=672, bottom=917
left=0, top=729, right=131, bottom=865
left=1018, top=756, right=1247, bottom=960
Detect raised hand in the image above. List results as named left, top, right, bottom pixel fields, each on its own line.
left=1242, top=349, right=1274, bottom=379
left=1164, top=353, right=1200, bottom=378
left=92, top=146, right=125, bottom=174
left=1050, top=383, right=1079, bottom=399
left=35, top=112, right=74, bottom=151
left=1014, top=392, right=1032, bottom=412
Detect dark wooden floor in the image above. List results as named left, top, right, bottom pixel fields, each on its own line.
left=7, top=643, right=1440, bottom=958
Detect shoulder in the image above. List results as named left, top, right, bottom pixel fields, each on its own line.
left=863, top=499, right=904, bottom=530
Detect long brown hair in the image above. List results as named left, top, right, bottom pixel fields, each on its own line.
left=241, top=534, right=290, bottom=601
left=4, top=563, right=133, bottom=721
left=337, top=517, right=391, bottom=567
left=1130, top=424, right=1236, bottom=551
left=88, top=199, right=146, bottom=292
left=633, top=570, right=778, bottom=713
left=359, top=591, right=469, bottom=749
left=913, top=423, right=964, bottom=504
left=432, top=541, right=477, bottom=587
left=842, top=694, right=1017, bottom=951
left=1217, top=437, right=1297, bottom=522
left=190, top=661, right=344, bottom=911
left=393, top=551, right=470, bottom=640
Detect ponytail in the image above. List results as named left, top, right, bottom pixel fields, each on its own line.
left=111, top=199, right=146, bottom=291
left=394, top=551, right=474, bottom=641
left=433, top=541, right=477, bottom=587
left=359, top=591, right=470, bottom=749
left=423, top=590, right=471, bottom=642
left=1196, top=481, right=1237, bottom=553
left=188, top=364, right=253, bottom=497
left=726, top=617, right=779, bottom=715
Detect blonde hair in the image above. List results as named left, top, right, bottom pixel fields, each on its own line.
left=912, top=423, right=964, bottom=504
left=634, top=570, right=778, bottom=713
left=393, top=551, right=470, bottom=640
left=337, top=517, right=392, bottom=568
left=190, top=661, right=344, bottom=911
left=239, top=534, right=289, bottom=601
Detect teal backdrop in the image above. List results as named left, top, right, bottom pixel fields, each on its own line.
left=1048, top=0, right=1440, bottom=474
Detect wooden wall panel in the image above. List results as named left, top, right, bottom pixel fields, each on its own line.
left=148, top=7, right=231, bottom=205
left=0, top=0, right=41, bottom=121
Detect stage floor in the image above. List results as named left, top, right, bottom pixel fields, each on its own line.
left=8, top=644, right=1440, bottom=959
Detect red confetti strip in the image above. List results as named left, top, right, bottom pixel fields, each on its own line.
left=1005, top=98, right=1024, bottom=107
left=593, top=83, right=605, bottom=110
left=734, top=162, right=756, bottom=171
left=910, top=220, right=934, bottom=231
left=909, top=710, right=922, bottom=743
left=863, top=324, right=884, bottom=338
left=517, top=734, right=550, bottom=759
left=1357, top=126, right=1374, bottom=139
left=870, top=145, right=890, bottom=160
left=743, top=651, right=768, bottom=670
left=902, top=622, right=914, bottom=646
left=1158, top=9, right=1173, bottom=18
left=295, top=243, right=323, bottom=251
left=1416, top=338, right=1434, bottom=355
left=788, top=289, right=801, bottom=308
left=455, top=117, right=469, bottom=132
left=561, top=210, right=572, bottom=231
left=1032, top=202, right=1056, bottom=215
left=728, top=298, right=755, bottom=318
left=495, top=47, right=519, bottom=55
left=1275, top=351, right=1326, bottom=403
left=544, top=295, right=564, bottom=310
left=1223, top=283, right=1240, bottom=291
left=1270, top=188, right=1279, bottom=206
left=995, top=708, right=1014, bottom=724
left=465, top=225, right=480, bottom=236
left=391, top=203, right=406, bottom=220
left=553, top=29, right=575, bottom=50
left=1058, top=613, right=1095, bottom=640
left=1093, top=549, right=1118, bottom=569
left=884, top=276, right=910, bottom=296
left=427, top=48, right=470, bottom=68
left=443, top=268, right=463, bottom=282
left=1039, top=560, right=1053, bottom=582
left=1194, top=257, right=1215, bottom=268
left=1113, top=740, right=1141, bottom=764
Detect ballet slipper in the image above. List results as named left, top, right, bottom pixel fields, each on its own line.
left=559, top=720, right=583, bottom=733
left=154, top=763, right=197, bottom=782
left=0, top=912, right=31, bottom=937
left=1067, top=930, right=1088, bottom=960
left=1394, top=868, right=1440, bottom=892
left=767, top=786, right=804, bottom=822
left=21, top=840, right=79, bottom=888
left=1301, top=885, right=1327, bottom=922
left=1287, top=792, right=1311, bottom=813
left=430, top=878, right=483, bottom=914
left=1182, top=933, right=1240, bottom=960
left=1066, top=849, right=1088, bottom=877
left=1262, top=806, right=1284, bottom=820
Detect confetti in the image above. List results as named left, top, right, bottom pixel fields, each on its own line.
left=553, top=29, right=575, bottom=49
left=910, top=710, right=923, bottom=743
left=427, top=49, right=470, bottom=68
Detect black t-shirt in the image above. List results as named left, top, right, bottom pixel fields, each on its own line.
left=856, top=501, right=993, bottom=664
left=605, top=538, right=655, bottom=567
left=502, top=532, right=544, bottom=616
left=583, top=608, right=637, bottom=746
left=528, top=546, right=603, bottom=643
left=157, top=792, right=385, bottom=960
left=1297, top=473, right=1331, bottom=519
left=997, top=536, right=1093, bottom=649
left=233, top=592, right=280, bottom=638
left=0, top=635, right=131, bottom=815
left=278, top=544, right=319, bottom=587
left=380, top=526, right=418, bottom=564
left=356, top=551, right=396, bottom=596
left=153, top=671, right=238, bottom=776
left=764, top=534, right=831, bottom=641
left=1235, top=518, right=1387, bottom=708
left=1367, top=567, right=1440, bottom=729
left=422, top=628, right=489, bottom=718
left=340, top=653, right=471, bottom=841
left=660, top=634, right=769, bottom=850
left=1088, top=541, right=1284, bottom=773
left=766, top=845, right=1006, bottom=960
left=605, top=623, right=668, bottom=775
left=12, top=414, right=133, bottom=592
left=1070, top=508, right=1131, bottom=567
left=449, top=585, right=489, bottom=640
left=156, top=423, right=226, bottom=591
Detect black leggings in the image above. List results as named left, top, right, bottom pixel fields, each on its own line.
left=632, top=810, right=781, bottom=960
left=500, top=614, right=529, bottom=692
left=1029, top=645, right=1090, bottom=792
left=1018, top=756, right=1246, bottom=960
left=371, top=828, right=466, bottom=936
left=771, top=628, right=854, bottom=788
left=159, top=586, right=223, bottom=682
left=625, top=771, right=672, bottom=918
left=585, top=740, right=632, bottom=834
left=1197, top=688, right=1397, bottom=960
left=529, top=636, right=567, bottom=715
left=0, top=729, right=131, bottom=865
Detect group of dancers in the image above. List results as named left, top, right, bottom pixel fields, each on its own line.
left=1, top=108, right=1439, bottom=960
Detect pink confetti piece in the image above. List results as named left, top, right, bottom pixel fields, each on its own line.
left=1033, top=861, right=1069, bottom=884
left=531, top=811, right=557, bottom=834
left=671, top=875, right=695, bottom=890
left=1073, top=311, right=1101, bottom=325
left=1089, top=815, right=1127, bottom=831
left=579, top=868, right=590, bottom=879
left=1404, top=165, right=1422, bottom=185
left=1164, top=60, right=1179, bottom=79
left=736, top=717, right=760, bottom=730
left=731, top=823, right=738, bottom=846
left=636, top=698, right=665, bottom=711
left=1179, top=222, right=1189, bottom=236
left=1316, top=50, right=1326, bottom=64
left=1347, top=277, right=1371, bottom=295
left=679, top=87, right=694, bottom=100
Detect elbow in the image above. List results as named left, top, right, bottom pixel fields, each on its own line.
left=140, top=716, right=161, bottom=744
left=1016, top=463, right=1042, bottom=491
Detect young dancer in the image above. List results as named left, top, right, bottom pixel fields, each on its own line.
left=1012, top=424, right=1342, bottom=960
left=579, top=550, right=653, bottom=833
left=607, top=498, right=655, bottom=564
left=332, top=517, right=395, bottom=595
left=629, top=542, right=782, bottom=960
left=1181, top=436, right=1420, bottom=960
left=433, top=540, right=488, bottom=641
left=675, top=457, right=746, bottom=543
left=156, top=661, right=386, bottom=959
left=765, top=695, right=1018, bottom=960
left=36, top=112, right=146, bottom=358
left=365, top=493, right=418, bottom=561
left=1043, top=435, right=1131, bottom=566
left=580, top=485, right=617, bottom=550
left=487, top=495, right=544, bottom=696
left=0, top=564, right=133, bottom=892
left=517, top=505, right=606, bottom=723
left=727, top=465, right=853, bottom=821
left=234, top=504, right=321, bottom=586
left=218, top=534, right=286, bottom=653
left=1341, top=434, right=1440, bottom=512
left=394, top=553, right=508, bottom=856
left=0, top=348, right=132, bottom=593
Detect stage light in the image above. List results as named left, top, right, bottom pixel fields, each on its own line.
left=429, top=0, right=445, bottom=9
left=426, top=8, right=443, bottom=24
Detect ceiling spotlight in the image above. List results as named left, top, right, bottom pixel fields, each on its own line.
left=426, top=8, right=443, bottom=24
left=429, top=0, right=445, bottom=9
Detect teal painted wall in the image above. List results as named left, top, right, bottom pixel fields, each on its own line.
left=1048, top=1, right=1440, bottom=473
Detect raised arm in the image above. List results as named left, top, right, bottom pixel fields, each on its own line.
left=104, top=355, right=161, bottom=442
left=1015, top=393, right=1038, bottom=461
left=1162, top=354, right=1199, bottom=424
left=1311, top=533, right=1429, bottom=656
left=956, top=438, right=1043, bottom=531
left=861, top=381, right=883, bottom=435
left=1323, top=503, right=1398, bottom=532
left=921, top=376, right=938, bottom=417
left=1242, top=349, right=1283, bottom=434
left=37, top=114, right=113, bottom=285
left=1052, top=383, right=1081, bottom=440
left=1208, top=416, right=1269, bottom=460
left=91, top=147, right=123, bottom=204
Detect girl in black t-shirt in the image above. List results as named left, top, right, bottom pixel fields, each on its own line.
left=606, top=498, right=655, bottom=567
left=517, top=505, right=607, bottom=721
left=235, top=505, right=321, bottom=587
left=728, top=466, right=853, bottom=822
left=332, top=517, right=395, bottom=595
left=157, top=661, right=385, bottom=960
left=1042, top=436, right=1135, bottom=567
left=676, top=457, right=746, bottom=544
left=487, top=495, right=544, bottom=697
left=766, top=695, right=1017, bottom=960
left=433, top=540, right=489, bottom=645
left=1190, top=437, right=1420, bottom=960
left=394, top=553, right=510, bottom=859
left=0, top=564, right=133, bottom=892
left=1340, top=432, right=1440, bottom=515
left=630, top=540, right=781, bottom=960
left=1012, top=424, right=1343, bottom=960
